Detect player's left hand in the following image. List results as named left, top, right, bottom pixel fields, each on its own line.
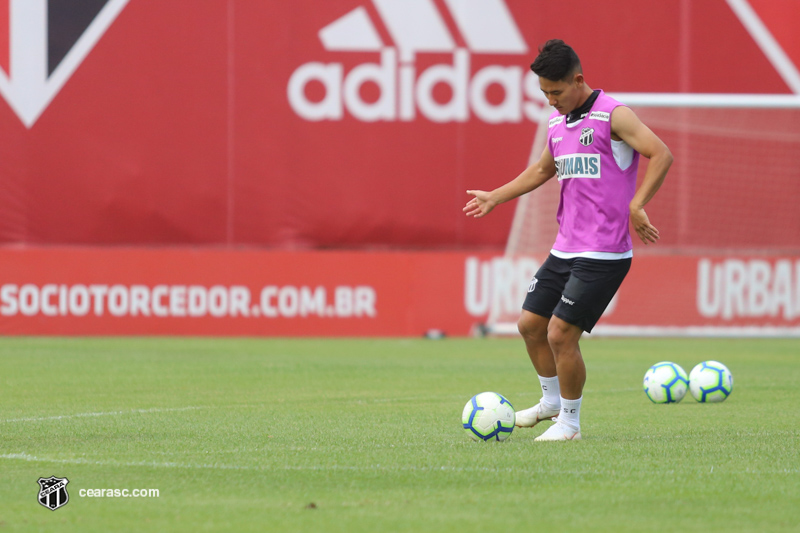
left=630, top=207, right=660, bottom=244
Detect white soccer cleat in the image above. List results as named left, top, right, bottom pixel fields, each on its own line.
left=534, top=419, right=582, bottom=441
left=514, top=402, right=560, bottom=428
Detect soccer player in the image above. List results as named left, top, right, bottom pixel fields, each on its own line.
left=463, top=40, right=672, bottom=441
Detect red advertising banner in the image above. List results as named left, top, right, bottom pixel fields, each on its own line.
left=0, top=248, right=492, bottom=336
left=0, top=0, right=798, bottom=250
left=2, top=249, right=799, bottom=337
left=604, top=255, right=800, bottom=334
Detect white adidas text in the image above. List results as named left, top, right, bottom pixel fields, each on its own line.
left=288, top=48, right=548, bottom=123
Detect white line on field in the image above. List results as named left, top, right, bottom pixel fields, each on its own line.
left=0, top=392, right=637, bottom=425
left=1, top=405, right=210, bottom=423
left=0, top=452, right=255, bottom=471
left=1, top=452, right=798, bottom=476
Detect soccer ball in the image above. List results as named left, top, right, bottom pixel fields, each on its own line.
left=643, top=362, right=689, bottom=403
left=689, top=361, right=733, bottom=403
left=461, top=392, right=515, bottom=442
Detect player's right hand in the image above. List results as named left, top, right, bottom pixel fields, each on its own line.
left=463, top=190, right=496, bottom=218
left=630, top=207, right=660, bottom=244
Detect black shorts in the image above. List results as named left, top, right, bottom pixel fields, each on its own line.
left=522, top=254, right=631, bottom=333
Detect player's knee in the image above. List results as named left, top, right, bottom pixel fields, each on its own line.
left=546, top=320, right=572, bottom=351
left=517, top=312, right=547, bottom=341
left=546, top=328, right=563, bottom=350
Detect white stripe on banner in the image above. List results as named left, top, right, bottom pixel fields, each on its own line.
left=372, top=0, right=455, bottom=61
left=442, top=0, right=527, bottom=54
left=726, top=0, right=800, bottom=94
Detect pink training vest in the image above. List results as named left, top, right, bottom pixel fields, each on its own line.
left=547, top=90, right=639, bottom=254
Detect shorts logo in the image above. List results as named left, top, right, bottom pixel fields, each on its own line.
left=560, top=295, right=574, bottom=306
left=38, top=476, right=70, bottom=511
left=589, top=111, right=610, bottom=122
left=528, top=277, right=538, bottom=292
left=579, top=127, right=594, bottom=146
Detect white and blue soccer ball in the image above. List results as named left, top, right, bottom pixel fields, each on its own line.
left=462, top=392, right=515, bottom=442
left=643, top=362, right=689, bottom=403
left=689, top=361, right=733, bottom=403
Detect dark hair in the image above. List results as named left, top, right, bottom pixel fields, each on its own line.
left=530, top=39, right=582, bottom=81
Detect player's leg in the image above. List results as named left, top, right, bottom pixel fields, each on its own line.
left=535, top=257, right=631, bottom=441
left=533, top=316, right=584, bottom=440
left=517, top=310, right=556, bottom=377
left=515, top=311, right=561, bottom=427
left=547, top=316, right=585, bottom=399
left=515, top=255, right=570, bottom=428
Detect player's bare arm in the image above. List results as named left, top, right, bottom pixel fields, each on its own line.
left=611, top=105, right=673, bottom=244
left=463, top=146, right=557, bottom=218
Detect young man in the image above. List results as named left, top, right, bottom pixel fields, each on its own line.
left=463, top=40, right=672, bottom=441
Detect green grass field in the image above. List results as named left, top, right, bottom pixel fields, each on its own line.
left=1, top=337, right=798, bottom=532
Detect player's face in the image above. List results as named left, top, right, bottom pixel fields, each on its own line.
left=539, top=73, right=583, bottom=115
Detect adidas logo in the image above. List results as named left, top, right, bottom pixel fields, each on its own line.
left=288, top=0, right=548, bottom=124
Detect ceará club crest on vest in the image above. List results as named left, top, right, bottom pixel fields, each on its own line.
left=579, top=127, right=595, bottom=146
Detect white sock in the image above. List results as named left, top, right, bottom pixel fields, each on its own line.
left=559, top=396, right=582, bottom=432
left=538, top=375, right=561, bottom=410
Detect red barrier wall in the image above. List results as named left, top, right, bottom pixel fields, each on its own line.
left=2, top=249, right=798, bottom=336
left=0, top=0, right=797, bottom=249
